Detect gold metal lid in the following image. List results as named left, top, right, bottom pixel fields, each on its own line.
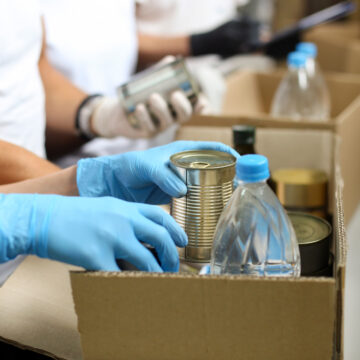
left=170, top=150, right=236, bottom=170
left=288, top=212, right=332, bottom=245
left=272, top=168, right=328, bottom=207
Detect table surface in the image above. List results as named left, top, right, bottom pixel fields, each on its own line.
left=0, top=206, right=359, bottom=360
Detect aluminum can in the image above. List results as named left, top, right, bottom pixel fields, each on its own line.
left=288, top=212, right=332, bottom=276
left=272, top=168, right=328, bottom=219
left=170, top=150, right=236, bottom=263
left=117, top=57, right=199, bottom=130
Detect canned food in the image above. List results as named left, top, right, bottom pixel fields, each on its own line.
left=117, top=57, right=199, bottom=129
left=272, top=168, right=328, bottom=218
left=288, top=212, right=332, bottom=276
left=304, top=253, right=333, bottom=277
left=170, top=150, right=236, bottom=263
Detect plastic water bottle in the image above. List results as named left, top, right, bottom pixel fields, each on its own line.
left=296, top=42, right=330, bottom=117
left=210, top=155, right=301, bottom=277
left=271, top=51, right=329, bottom=122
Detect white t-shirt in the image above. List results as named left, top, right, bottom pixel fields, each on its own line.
left=136, top=0, right=240, bottom=35
left=40, top=0, right=154, bottom=161
left=41, top=0, right=138, bottom=96
left=0, top=0, right=46, bottom=158
left=0, top=0, right=45, bottom=286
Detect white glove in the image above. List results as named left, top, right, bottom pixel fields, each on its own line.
left=90, top=91, right=209, bottom=139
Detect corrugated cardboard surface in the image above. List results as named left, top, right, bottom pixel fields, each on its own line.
left=305, top=22, right=360, bottom=74
left=68, top=126, right=346, bottom=360
left=71, top=273, right=335, bottom=360
left=213, top=70, right=360, bottom=224
left=0, top=256, right=82, bottom=360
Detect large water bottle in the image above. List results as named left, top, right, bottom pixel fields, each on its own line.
left=296, top=42, right=330, bottom=117
left=210, top=155, right=301, bottom=277
left=271, top=51, right=329, bottom=122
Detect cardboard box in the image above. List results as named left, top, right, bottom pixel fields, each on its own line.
left=68, top=128, right=346, bottom=360
left=0, top=130, right=348, bottom=360
left=0, top=72, right=350, bottom=360
left=208, top=70, right=359, bottom=224
left=305, top=22, right=360, bottom=74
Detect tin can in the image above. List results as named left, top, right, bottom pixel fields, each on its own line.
left=170, top=150, right=236, bottom=263
left=272, top=168, right=328, bottom=219
left=117, top=57, right=199, bottom=130
left=288, top=212, right=332, bottom=276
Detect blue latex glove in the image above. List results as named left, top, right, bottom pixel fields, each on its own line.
left=77, top=140, right=239, bottom=204
left=0, top=194, right=187, bottom=272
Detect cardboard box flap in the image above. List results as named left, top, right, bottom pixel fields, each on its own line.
left=222, top=71, right=360, bottom=121
left=186, top=114, right=335, bottom=131
left=305, top=22, right=360, bottom=75
left=70, top=272, right=336, bottom=360
left=334, top=163, right=347, bottom=359
left=335, top=91, right=360, bottom=222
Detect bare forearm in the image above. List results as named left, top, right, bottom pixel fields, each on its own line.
left=39, top=55, right=86, bottom=136
left=0, top=166, right=78, bottom=196
left=137, top=33, right=190, bottom=67
left=39, top=19, right=88, bottom=157
left=0, top=140, right=60, bottom=185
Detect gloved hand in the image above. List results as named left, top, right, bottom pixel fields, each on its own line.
left=77, top=140, right=240, bottom=204
left=90, top=92, right=209, bottom=139
left=190, top=17, right=260, bottom=57
left=0, top=194, right=187, bottom=272
left=84, top=56, right=209, bottom=139
left=263, top=29, right=302, bottom=60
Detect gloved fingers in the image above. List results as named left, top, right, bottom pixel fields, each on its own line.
left=194, top=93, right=212, bottom=115
left=139, top=205, right=187, bottom=247
left=91, top=256, right=121, bottom=272
left=133, top=103, right=157, bottom=135
left=117, top=239, right=163, bottom=272
left=147, top=93, right=174, bottom=131
left=133, top=217, right=180, bottom=272
left=169, top=90, right=192, bottom=124
left=150, top=164, right=187, bottom=199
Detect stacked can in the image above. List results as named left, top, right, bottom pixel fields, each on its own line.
left=271, top=168, right=328, bottom=219
left=170, top=150, right=236, bottom=264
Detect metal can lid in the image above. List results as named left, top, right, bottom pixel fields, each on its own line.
left=288, top=212, right=332, bottom=245
left=170, top=150, right=236, bottom=170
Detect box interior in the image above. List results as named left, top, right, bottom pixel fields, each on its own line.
left=305, top=22, right=360, bottom=75
left=222, top=71, right=360, bottom=119
left=213, top=70, right=360, bottom=224
left=68, top=126, right=345, bottom=360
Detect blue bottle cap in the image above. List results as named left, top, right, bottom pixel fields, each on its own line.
left=287, top=52, right=307, bottom=68
left=296, top=42, right=317, bottom=58
left=236, top=154, right=270, bottom=182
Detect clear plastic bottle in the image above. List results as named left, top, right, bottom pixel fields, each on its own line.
left=271, top=51, right=329, bottom=122
left=210, top=155, right=301, bottom=277
left=296, top=42, right=330, bottom=117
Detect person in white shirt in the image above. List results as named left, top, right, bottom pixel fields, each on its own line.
left=0, top=0, right=205, bottom=283
left=40, top=0, right=262, bottom=162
